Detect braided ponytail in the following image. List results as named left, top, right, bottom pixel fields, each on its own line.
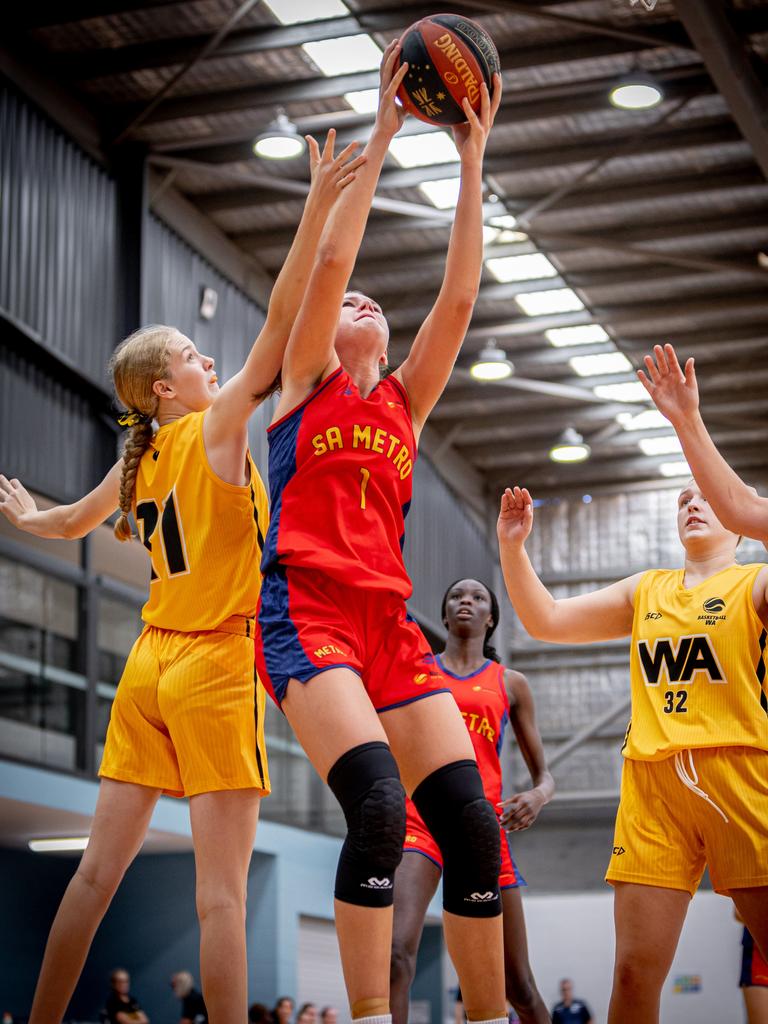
left=109, top=324, right=176, bottom=542
left=114, top=418, right=155, bottom=541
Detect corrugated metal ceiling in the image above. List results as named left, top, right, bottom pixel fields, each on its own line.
left=6, top=0, right=768, bottom=497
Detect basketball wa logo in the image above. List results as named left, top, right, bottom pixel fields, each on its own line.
left=637, top=634, right=726, bottom=686
left=630, top=0, right=658, bottom=9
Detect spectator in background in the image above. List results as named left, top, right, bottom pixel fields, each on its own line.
left=320, top=1008, right=338, bottom=1024
left=249, top=1002, right=272, bottom=1024
left=170, top=971, right=207, bottom=1023
left=296, top=1003, right=317, bottom=1024
left=551, top=980, right=593, bottom=1024
left=273, top=996, right=294, bottom=1024
left=104, top=969, right=149, bottom=1024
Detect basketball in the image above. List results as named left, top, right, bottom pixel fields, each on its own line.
left=397, top=14, right=500, bottom=126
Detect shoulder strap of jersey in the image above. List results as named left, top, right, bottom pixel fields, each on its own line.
left=268, top=365, right=346, bottom=435
left=494, top=662, right=509, bottom=705
left=384, top=372, right=412, bottom=417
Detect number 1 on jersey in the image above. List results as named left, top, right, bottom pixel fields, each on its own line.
left=359, top=467, right=371, bottom=510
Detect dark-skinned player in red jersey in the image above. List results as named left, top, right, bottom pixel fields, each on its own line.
left=390, top=579, right=553, bottom=1024
left=254, top=39, right=505, bottom=1024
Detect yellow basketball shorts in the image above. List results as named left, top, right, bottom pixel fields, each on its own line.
left=99, top=618, right=270, bottom=798
left=606, top=746, right=768, bottom=896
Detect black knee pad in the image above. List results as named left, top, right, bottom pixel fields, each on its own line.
left=412, top=760, right=501, bottom=918
left=327, top=741, right=405, bottom=907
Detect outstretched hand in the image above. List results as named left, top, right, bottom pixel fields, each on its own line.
left=306, top=130, right=367, bottom=216
left=497, top=486, right=534, bottom=549
left=375, top=40, right=409, bottom=138
left=0, top=474, right=38, bottom=531
left=451, top=72, right=502, bottom=163
left=637, top=343, right=699, bottom=425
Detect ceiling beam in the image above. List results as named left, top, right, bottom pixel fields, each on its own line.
left=348, top=211, right=767, bottom=279
left=149, top=154, right=456, bottom=224
left=390, top=325, right=768, bottom=375
left=386, top=281, right=768, bottom=340
left=114, top=33, right=697, bottom=127
left=674, top=0, right=768, bottom=181
left=55, top=5, right=477, bottom=79
left=160, top=68, right=715, bottom=160
left=463, top=426, right=766, bottom=470
left=363, top=257, right=768, bottom=308
left=56, top=9, right=703, bottom=83
left=42, top=3, right=768, bottom=80
left=432, top=395, right=768, bottom=447
left=432, top=364, right=768, bottom=423
left=485, top=446, right=768, bottom=493
left=187, top=122, right=740, bottom=222
left=381, top=121, right=738, bottom=190
left=244, top=165, right=763, bottom=256
left=7, top=0, right=182, bottom=29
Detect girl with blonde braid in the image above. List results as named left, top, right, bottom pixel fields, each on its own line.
left=0, top=131, right=364, bottom=1024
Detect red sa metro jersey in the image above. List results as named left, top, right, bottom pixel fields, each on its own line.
left=261, top=367, right=417, bottom=598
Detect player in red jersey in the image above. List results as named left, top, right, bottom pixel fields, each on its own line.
left=390, top=579, right=553, bottom=1024
left=254, top=41, right=506, bottom=1024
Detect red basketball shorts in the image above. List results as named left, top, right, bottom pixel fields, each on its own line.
left=255, top=566, right=448, bottom=711
left=741, top=929, right=768, bottom=988
left=403, top=801, right=525, bottom=889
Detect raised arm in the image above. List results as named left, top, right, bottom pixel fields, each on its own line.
left=499, top=668, right=554, bottom=832
left=277, top=42, right=408, bottom=400
left=0, top=465, right=121, bottom=540
left=497, top=486, right=641, bottom=644
left=204, top=130, right=366, bottom=451
left=639, top=343, right=768, bottom=542
left=395, top=75, right=502, bottom=434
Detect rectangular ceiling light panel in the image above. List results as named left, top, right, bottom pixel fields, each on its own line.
left=266, top=0, right=348, bottom=24
left=303, top=34, right=382, bottom=75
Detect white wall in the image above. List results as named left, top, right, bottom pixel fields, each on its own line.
left=522, top=889, right=744, bottom=1024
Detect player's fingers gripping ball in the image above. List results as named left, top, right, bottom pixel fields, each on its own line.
left=396, top=14, right=500, bottom=126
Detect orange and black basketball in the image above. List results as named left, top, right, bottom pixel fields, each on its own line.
left=397, top=14, right=500, bottom=126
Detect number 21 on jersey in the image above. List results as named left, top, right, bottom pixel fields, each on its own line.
left=135, top=487, right=190, bottom=580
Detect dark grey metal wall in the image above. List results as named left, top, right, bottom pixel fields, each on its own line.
left=0, top=344, right=115, bottom=502
left=0, top=80, right=119, bottom=388
left=405, top=456, right=495, bottom=633
left=143, top=213, right=275, bottom=471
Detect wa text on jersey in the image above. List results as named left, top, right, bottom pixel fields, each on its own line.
left=636, top=634, right=727, bottom=686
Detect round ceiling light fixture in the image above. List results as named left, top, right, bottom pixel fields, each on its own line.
left=254, top=108, right=306, bottom=159
left=549, top=427, right=591, bottom=464
left=470, top=342, right=514, bottom=381
left=609, top=75, right=663, bottom=110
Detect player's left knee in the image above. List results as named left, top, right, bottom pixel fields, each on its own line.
left=412, top=760, right=501, bottom=918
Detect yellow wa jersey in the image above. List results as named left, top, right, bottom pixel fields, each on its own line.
left=134, top=411, right=269, bottom=631
left=624, top=563, right=768, bottom=760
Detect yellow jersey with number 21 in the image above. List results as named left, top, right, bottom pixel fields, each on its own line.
left=134, top=410, right=268, bottom=632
